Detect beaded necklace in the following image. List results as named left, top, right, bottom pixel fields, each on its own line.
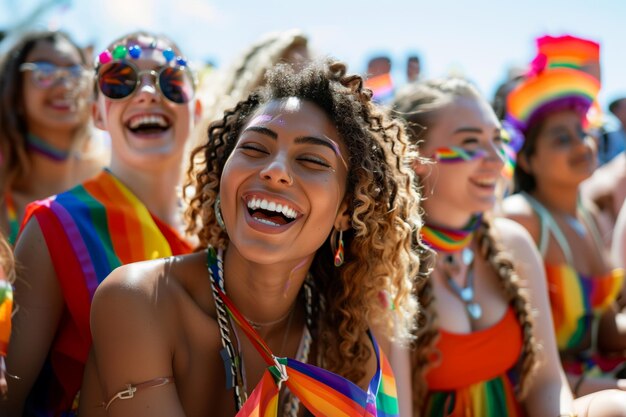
left=207, top=248, right=315, bottom=415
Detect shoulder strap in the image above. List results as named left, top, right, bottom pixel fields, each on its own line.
left=520, top=192, right=574, bottom=264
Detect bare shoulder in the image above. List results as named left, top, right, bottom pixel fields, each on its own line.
left=493, top=217, right=539, bottom=261
left=501, top=194, right=541, bottom=244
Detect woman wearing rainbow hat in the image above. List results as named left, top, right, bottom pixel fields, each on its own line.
left=503, top=47, right=626, bottom=400
left=393, top=70, right=626, bottom=415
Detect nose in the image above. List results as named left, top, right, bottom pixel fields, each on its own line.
left=259, top=154, right=293, bottom=186
left=134, top=72, right=160, bottom=103
left=484, top=142, right=506, bottom=167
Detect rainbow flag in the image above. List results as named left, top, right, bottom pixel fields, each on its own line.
left=21, top=169, right=191, bottom=417
left=365, top=73, right=395, bottom=103
left=536, top=35, right=600, bottom=71
left=545, top=264, right=624, bottom=350
left=4, top=192, right=19, bottom=245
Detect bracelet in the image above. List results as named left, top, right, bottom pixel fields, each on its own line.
left=573, top=373, right=586, bottom=397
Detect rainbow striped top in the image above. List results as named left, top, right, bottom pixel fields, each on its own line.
left=21, top=169, right=192, bottom=417
left=546, top=264, right=623, bottom=351
left=208, top=249, right=399, bottom=417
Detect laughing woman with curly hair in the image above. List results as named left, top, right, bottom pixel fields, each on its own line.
left=78, top=59, right=421, bottom=417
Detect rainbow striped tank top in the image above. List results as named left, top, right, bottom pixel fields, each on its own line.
left=21, top=169, right=192, bottom=417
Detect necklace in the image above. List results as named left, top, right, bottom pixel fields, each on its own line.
left=242, top=305, right=295, bottom=331
left=207, top=247, right=315, bottom=413
left=25, top=133, right=71, bottom=162
left=443, top=252, right=482, bottom=320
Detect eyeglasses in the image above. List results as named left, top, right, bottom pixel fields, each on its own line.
left=96, top=61, right=195, bottom=104
left=19, top=61, right=89, bottom=88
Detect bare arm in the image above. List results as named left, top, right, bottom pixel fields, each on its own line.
left=494, top=217, right=576, bottom=416
left=2, top=219, right=64, bottom=416
left=86, top=263, right=185, bottom=417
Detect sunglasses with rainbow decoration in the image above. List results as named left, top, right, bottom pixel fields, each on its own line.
left=96, top=43, right=195, bottom=104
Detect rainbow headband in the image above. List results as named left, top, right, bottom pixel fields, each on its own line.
left=506, top=67, right=600, bottom=132
left=537, top=34, right=600, bottom=70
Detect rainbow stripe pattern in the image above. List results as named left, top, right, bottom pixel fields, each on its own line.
left=506, top=67, right=600, bottom=132
left=0, top=280, right=13, bottom=357
left=4, top=192, right=19, bottom=245
left=22, top=169, right=191, bottom=416
left=424, top=374, right=522, bottom=417
left=420, top=215, right=482, bottom=253
left=433, top=146, right=487, bottom=164
left=536, top=35, right=600, bottom=70
left=208, top=249, right=399, bottom=417
left=545, top=264, right=624, bottom=350
left=364, top=73, right=395, bottom=103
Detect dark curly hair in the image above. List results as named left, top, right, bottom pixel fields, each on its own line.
left=0, top=30, right=90, bottom=194
left=393, top=78, right=539, bottom=413
left=185, top=58, right=421, bottom=383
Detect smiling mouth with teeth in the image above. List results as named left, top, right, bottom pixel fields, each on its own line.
left=247, top=197, right=298, bottom=226
left=127, top=114, right=171, bottom=135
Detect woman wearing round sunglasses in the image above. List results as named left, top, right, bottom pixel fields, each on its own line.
left=0, top=30, right=107, bottom=246
left=4, top=31, right=201, bottom=417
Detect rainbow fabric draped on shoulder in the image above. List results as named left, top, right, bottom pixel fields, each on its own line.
left=506, top=66, right=600, bottom=134
left=20, top=169, right=192, bottom=417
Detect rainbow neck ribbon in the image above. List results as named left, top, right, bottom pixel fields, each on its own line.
left=26, top=133, right=71, bottom=162
left=421, top=215, right=482, bottom=253
left=4, top=192, right=19, bottom=246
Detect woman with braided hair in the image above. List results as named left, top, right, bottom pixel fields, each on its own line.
left=78, top=59, right=421, bottom=416
left=393, top=78, right=626, bottom=416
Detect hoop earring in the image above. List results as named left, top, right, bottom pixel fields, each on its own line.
left=331, top=228, right=344, bottom=267
left=214, top=195, right=225, bottom=230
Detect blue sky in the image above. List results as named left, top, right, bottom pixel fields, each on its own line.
left=2, top=0, right=625, bottom=110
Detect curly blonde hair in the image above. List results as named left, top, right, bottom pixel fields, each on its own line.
left=185, top=59, right=421, bottom=383
left=393, top=78, right=539, bottom=413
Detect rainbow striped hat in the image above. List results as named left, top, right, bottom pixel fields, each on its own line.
left=537, top=34, right=600, bottom=71
left=506, top=67, right=600, bottom=132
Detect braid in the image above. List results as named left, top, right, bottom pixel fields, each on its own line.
left=411, top=245, right=439, bottom=415
left=476, top=215, right=539, bottom=399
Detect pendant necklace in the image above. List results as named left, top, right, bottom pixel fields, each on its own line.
left=443, top=249, right=482, bottom=320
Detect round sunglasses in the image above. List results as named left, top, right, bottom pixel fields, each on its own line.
left=19, top=61, right=89, bottom=89
left=96, top=61, right=195, bottom=104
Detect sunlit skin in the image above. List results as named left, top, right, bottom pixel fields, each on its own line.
left=93, top=49, right=199, bottom=176
left=417, top=95, right=505, bottom=230
left=220, top=98, right=350, bottom=268
left=21, top=38, right=90, bottom=149
left=522, top=109, right=597, bottom=192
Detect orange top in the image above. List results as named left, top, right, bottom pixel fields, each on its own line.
left=426, top=307, right=523, bottom=390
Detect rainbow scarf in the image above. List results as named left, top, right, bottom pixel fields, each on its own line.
left=22, top=169, right=191, bottom=416
left=424, top=374, right=521, bottom=417
left=0, top=280, right=13, bottom=357
left=421, top=215, right=482, bottom=253
left=4, top=192, right=19, bottom=246
left=545, top=264, right=624, bottom=350
left=208, top=249, right=399, bottom=417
